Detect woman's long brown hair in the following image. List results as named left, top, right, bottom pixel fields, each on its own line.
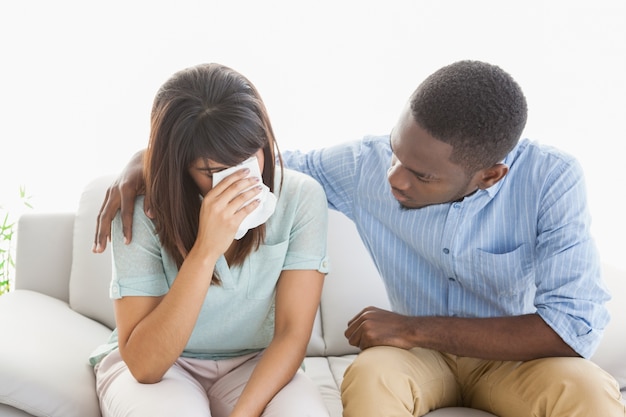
left=144, top=63, right=283, bottom=283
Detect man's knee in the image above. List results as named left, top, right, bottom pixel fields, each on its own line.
left=341, top=347, right=419, bottom=416
left=543, top=358, right=623, bottom=411
left=487, top=357, right=625, bottom=417
left=341, top=347, right=460, bottom=417
left=342, top=346, right=415, bottom=391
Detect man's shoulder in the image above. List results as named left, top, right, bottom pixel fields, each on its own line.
left=508, top=139, right=582, bottom=178
left=514, top=139, right=578, bottom=165
left=346, top=135, right=392, bottom=169
left=326, top=134, right=390, bottom=155
left=360, top=134, right=391, bottom=152
left=497, top=139, right=587, bottom=204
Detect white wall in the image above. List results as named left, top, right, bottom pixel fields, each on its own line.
left=1, top=0, right=624, bottom=266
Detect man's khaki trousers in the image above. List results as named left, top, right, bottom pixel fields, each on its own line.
left=341, top=346, right=625, bottom=417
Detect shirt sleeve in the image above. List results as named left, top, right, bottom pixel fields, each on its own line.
left=109, top=197, right=170, bottom=299
left=282, top=140, right=363, bottom=219
left=533, top=157, right=610, bottom=358
left=280, top=172, right=330, bottom=273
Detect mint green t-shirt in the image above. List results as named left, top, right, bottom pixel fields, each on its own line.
left=89, top=169, right=329, bottom=365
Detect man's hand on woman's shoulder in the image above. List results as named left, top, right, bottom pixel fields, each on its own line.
left=93, top=150, right=148, bottom=253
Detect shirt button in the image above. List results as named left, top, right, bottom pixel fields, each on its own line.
left=443, top=248, right=450, bottom=254
left=322, top=260, right=328, bottom=268
left=453, top=203, right=461, bottom=209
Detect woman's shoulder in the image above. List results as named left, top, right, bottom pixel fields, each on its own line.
left=111, top=196, right=160, bottom=249
left=278, top=168, right=326, bottom=196
left=113, top=195, right=155, bottom=230
left=266, top=168, right=328, bottom=239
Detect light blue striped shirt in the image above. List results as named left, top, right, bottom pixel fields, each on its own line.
left=284, top=136, right=610, bottom=358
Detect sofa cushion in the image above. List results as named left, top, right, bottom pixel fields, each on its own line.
left=591, top=263, right=626, bottom=389
left=327, top=354, right=356, bottom=391
left=69, top=176, right=116, bottom=330
left=303, top=357, right=343, bottom=417
left=321, top=210, right=390, bottom=356
left=0, top=404, right=37, bottom=417
left=15, top=213, right=75, bottom=301
left=0, top=290, right=111, bottom=417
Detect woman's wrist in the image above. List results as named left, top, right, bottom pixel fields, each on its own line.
left=185, top=245, right=220, bottom=276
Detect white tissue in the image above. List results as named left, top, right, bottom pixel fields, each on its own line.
left=211, top=156, right=277, bottom=239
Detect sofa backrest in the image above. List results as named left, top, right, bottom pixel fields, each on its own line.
left=591, top=263, right=626, bottom=389
left=15, top=212, right=75, bottom=301
left=318, top=209, right=390, bottom=356
left=68, top=175, right=117, bottom=330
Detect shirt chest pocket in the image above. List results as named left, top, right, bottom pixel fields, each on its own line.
left=468, top=244, right=534, bottom=297
left=246, top=240, right=289, bottom=300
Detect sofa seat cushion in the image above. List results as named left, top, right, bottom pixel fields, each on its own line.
left=303, top=357, right=342, bottom=417
left=0, top=290, right=112, bottom=417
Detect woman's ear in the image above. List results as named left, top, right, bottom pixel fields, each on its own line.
left=477, top=163, right=509, bottom=190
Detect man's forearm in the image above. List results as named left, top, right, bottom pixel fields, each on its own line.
left=412, top=313, right=579, bottom=361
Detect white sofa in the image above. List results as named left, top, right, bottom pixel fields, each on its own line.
left=1, top=175, right=624, bottom=417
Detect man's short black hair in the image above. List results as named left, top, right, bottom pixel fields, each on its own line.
left=410, top=60, right=528, bottom=174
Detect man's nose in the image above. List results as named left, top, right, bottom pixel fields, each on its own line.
left=387, top=163, right=411, bottom=190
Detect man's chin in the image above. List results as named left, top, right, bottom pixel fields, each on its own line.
left=398, top=201, right=425, bottom=211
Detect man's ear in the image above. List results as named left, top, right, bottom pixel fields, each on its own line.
left=476, top=163, right=509, bottom=189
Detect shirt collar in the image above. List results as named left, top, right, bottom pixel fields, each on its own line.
left=466, top=139, right=525, bottom=201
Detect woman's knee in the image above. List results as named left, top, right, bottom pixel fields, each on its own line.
left=96, top=352, right=210, bottom=417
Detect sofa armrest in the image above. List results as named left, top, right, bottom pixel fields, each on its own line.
left=591, top=263, right=626, bottom=389
left=15, top=212, right=75, bottom=302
